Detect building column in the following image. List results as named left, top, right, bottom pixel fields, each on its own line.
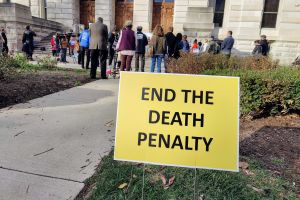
left=95, top=0, right=114, bottom=31
left=133, top=0, right=152, bottom=33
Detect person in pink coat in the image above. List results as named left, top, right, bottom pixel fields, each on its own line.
left=50, top=35, right=58, bottom=57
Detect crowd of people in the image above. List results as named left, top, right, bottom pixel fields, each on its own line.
left=49, top=21, right=273, bottom=79
left=1, top=20, right=274, bottom=78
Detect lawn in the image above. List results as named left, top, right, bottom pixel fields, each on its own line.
left=78, top=151, right=298, bottom=200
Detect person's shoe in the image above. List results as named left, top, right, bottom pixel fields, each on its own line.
left=90, top=76, right=97, bottom=79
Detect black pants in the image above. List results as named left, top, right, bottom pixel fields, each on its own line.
left=135, top=53, right=145, bottom=72
left=108, top=46, right=115, bottom=66
left=80, top=47, right=90, bottom=69
left=90, top=49, right=108, bottom=79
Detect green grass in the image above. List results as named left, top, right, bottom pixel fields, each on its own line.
left=84, top=152, right=298, bottom=200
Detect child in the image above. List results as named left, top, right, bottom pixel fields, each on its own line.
left=252, top=40, right=262, bottom=56
left=50, top=35, right=57, bottom=57
left=60, top=37, right=68, bottom=63
left=69, top=36, right=76, bottom=56
left=72, top=40, right=80, bottom=64
left=191, top=39, right=199, bottom=54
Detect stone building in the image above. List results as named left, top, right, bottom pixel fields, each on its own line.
left=1, top=0, right=300, bottom=64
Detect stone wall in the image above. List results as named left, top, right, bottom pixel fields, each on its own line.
left=0, top=3, right=64, bottom=51
left=46, top=0, right=79, bottom=30
left=95, top=0, right=114, bottom=31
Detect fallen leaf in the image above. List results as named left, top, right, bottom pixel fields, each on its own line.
left=118, top=183, right=128, bottom=189
left=244, top=170, right=255, bottom=176
left=239, top=161, right=249, bottom=170
left=161, top=175, right=167, bottom=186
left=168, top=176, right=175, bottom=186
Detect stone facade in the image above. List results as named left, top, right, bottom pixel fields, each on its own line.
left=0, top=3, right=64, bottom=51
left=1, top=0, right=300, bottom=64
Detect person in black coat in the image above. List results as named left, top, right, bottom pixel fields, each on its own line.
left=22, top=25, right=36, bottom=60
left=1, top=28, right=8, bottom=54
left=173, top=33, right=183, bottom=59
left=135, top=26, right=148, bottom=72
left=108, top=26, right=117, bottom=67
left=165, top=26, right=176, bottom=57
left=260, top=35, right=269, bottom=56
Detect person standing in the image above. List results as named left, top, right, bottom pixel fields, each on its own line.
left=221, top=31, right=235, bottom=58
left=0, top=33, right=4, bottom=56
left=1, top=28, right=8, bottom=54
left=116, top=21, right=136, bottom=71
left=50, top=35, right=57, bottom=57
left=173, top=33, right=183, bottom=59
left=135, top=26, right=148, bottom=72
left=252, top=40, right=262, bottom=56
left=89, top=17, right=108, bottom=79
left=108, top=26, right=117, bottom=68
left=22, top=25, right=36, bottom=60
left=200, top=39, right=210, bottom=53
left=260, top=35, right=269, bottom=56
left=60, top=37, right=68, bottom=63
left=67, top=29, right=74, bottom=56
left=191, top=39, right=199, bottom=54
left=79, top=26, right=91, bottom=69
left=150, top=25, right=166, bottom=73
left=165, top=26, right=176, bottom=57
left=181, top=35, right=190, bottom=53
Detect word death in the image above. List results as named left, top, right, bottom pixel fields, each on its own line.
left=138, top=132, right=213, bottom=152
left=149, top=110, right=204, bottom=127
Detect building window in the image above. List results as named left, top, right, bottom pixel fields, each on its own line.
left=44, top=0, right=47, bottom=19
left=213, top=0, right=225, bottom=27
left=261, top=0, right=280, bottom=28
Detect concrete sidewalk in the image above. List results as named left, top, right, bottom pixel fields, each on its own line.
left=0, top=79, right=119, bottom=200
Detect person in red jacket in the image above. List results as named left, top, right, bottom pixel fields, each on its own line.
left=50, top=35, right=57, bottom=57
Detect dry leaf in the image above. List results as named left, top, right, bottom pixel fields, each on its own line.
left=168, top=176, right=175, bottom=186
left=161, top=175, right=167, bottom=186
left=239, top=161, right=249, bottom=170
left=244, top=170, right=255, bottom=176
left=118, top=183, right=128, bottom=189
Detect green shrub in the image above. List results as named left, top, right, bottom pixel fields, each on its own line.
left=37, top=56, right=58, bottom=69
left=167, top=54, right=299, bottom=117
left=0, top=55, right=18, bottom=80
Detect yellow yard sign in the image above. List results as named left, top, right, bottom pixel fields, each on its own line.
left=114, top=72, right=240, bottom=172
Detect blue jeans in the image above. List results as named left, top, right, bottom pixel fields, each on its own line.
left=151, top=55, right=163, bottom=73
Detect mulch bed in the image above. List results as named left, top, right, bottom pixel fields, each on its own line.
left=240, top=115, right=300, bottom=194
left=0, top=70, right=93, bottom=109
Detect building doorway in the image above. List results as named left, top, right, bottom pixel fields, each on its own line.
left=115, top=0, right=134, bottom=31
left=80, top=0, right=95, bottom=27
left=152, top=0, right=174, bottom=31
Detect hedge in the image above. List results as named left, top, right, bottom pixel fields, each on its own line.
left=167, top=54, right=300, bottom=117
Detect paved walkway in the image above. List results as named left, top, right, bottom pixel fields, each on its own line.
left=0, top=79, right=119, bottom=200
